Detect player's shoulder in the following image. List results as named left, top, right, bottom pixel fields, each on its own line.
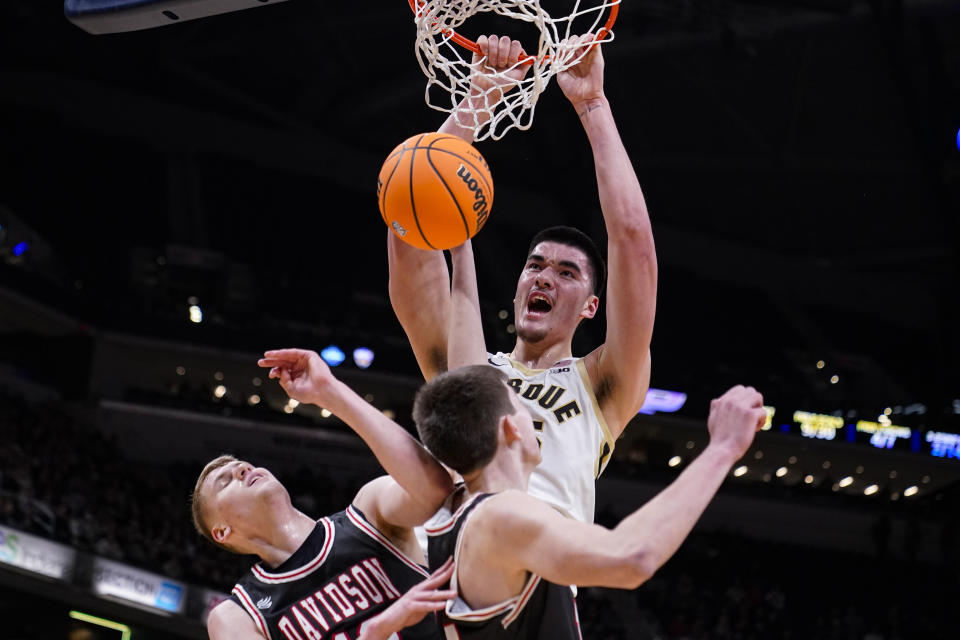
left=208, top=598, right=262, bottom=639
left=473, top=490, right=560, bottom=533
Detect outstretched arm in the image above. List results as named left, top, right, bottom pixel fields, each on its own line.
left=258, top=349, right=453, bottom=520
left=388, top=36, right=531, bottom=381
left=471, top=387, right=766, bottom=589
left=448, top=240, right=488, bottom=368
left=558, top=36, right=658, bottom=438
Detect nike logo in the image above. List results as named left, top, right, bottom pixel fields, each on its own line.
left=487, top=358, right=502, bottom=366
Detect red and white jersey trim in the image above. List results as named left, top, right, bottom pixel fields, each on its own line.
left=232, top=583, right=271, bottom=639
left=424, top=490, right=481, bottom=537
left=500, top=574, right=542, bottom=628
left=346, top=505, right=429, bottom=577
left=251, top=518, right=334, bottom=584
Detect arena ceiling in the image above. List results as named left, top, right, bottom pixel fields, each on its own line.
left=1, top=0, right=958, bottom=425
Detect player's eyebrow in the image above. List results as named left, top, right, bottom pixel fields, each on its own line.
left=557, top=260, right=583, bottom=274
left=527, top=253, right=545, bottom=263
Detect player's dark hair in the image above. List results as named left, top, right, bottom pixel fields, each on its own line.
left=527, top=226, right=606, bottom=296
left=413, top=366, right=514, bottom=475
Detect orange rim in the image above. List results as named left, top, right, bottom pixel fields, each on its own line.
left=408, top=0, right=620, bottom=62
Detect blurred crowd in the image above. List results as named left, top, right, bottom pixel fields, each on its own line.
left=1, top=388, right=956, bottom=639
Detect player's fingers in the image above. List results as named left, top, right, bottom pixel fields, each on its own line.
left=497, top=35, right=512, bottom=68
left=258, top=358, right=290, bottom=369
left=262, top=349, right=303, bottom=361
left=487, top=35, right=499, bottom=65
left=752, top=408, right=767, bottom=431
left=422, top=558, right=454, bottom=587
left=509, top=38, right=523, bottom=65
left=268, top=366, right=281, bottom=380
left=421, top=588, right=457, bottom=601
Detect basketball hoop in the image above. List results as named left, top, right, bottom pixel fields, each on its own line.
left=409, top=0, right=621, bottom=141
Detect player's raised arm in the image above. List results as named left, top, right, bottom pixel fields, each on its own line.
left=558, top=36, right=658, bottom=437
left=448, top=240, right=488, bottom=368
left=387, top=36, right=530, bottom=381
left=472, top=386, right=765, bottom=588
left=258, top=349, right=453, bottom=511
left=387, top=232, right=451, bottom=381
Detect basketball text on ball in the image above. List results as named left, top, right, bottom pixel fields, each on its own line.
left=456, top=164, right=490, bottom=228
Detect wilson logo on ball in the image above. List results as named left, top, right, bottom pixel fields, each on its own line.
left=456, top=164, right=490, bottom=228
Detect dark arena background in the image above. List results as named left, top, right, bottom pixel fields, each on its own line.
left=2, top=1, right=960, bottom=638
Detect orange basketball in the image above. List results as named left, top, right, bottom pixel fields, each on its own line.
left=377, top=132, right=494, bottom=250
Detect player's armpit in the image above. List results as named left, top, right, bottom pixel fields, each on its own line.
left=387, top=231, right=451, bottom=381
left=470, top=490, right=652, bottom=590
left=583, top=344, right=652, bottom=439
left=207, top=599, right=265, bottom=640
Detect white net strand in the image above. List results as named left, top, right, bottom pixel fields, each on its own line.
left=413, top=0, right=620, bottom=141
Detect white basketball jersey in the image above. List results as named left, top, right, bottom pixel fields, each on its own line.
left=486, top=352, right=615, bottom=523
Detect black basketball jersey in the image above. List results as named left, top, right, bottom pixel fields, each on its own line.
left=425, top=490, right=582, bottom=640
left=228, top=505, right=442, bottom=640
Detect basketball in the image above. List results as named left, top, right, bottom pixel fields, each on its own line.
left=377, top=132, right=494, bottom=250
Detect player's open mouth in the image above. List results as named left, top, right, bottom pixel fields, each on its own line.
left=526, top=292, right=553, bottom=316
left=248, top=472, right=263, bottom=487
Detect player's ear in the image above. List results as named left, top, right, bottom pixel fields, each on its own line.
left=211, top=523, right=232, bottom=545
left=501, top=413, right=522, bottom=445
left=580, top=294, right=599, bottom=320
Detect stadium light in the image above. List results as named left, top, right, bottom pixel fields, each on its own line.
left=188, top=305, right=203, bottom=323
left=321, top=345, right=346, bottom=367
left=733, top=465, right=747, bottom=477
left=668, top=456, right=681, bottom=468
left=353, top=347, right=375, bottom=369
left=864, top=484, right=879, bottom=496
left=776, top=466, right=788, bottom=478
left=839, top=476, right=853, bottom=488
left=11, top=241, right=29, bottom=257
left=904, top=485, right=919, bottom=497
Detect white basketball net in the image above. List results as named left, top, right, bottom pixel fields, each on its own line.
left=412, top=0, right=620, bottom=141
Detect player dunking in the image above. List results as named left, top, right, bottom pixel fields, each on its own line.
left=388, top=34, right=657, bottom=523
left=414, top=367, right=767, bottom=638
left=197, top=349, right=457, bottom=640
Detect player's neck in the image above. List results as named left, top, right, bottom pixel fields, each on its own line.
left=253, top=508, right=317, bottom=568
left=510, top=338, right=573, bottom=371
left=463, top=451, right=529, bottom=496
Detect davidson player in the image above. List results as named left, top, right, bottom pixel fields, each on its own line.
left=197, top=349, right=456, bottom=640
left=388, top=35, right=658, bottom=524
left=414, top=367, right=767, bottom=638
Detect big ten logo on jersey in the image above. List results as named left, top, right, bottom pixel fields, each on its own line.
left=506, top=379, right=582, bottom=425
left=276, top=558, right=401, bottom=640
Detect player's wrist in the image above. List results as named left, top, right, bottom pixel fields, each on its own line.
left=702, top=441, right=744, bottom=467
left=572, top=95, right=607, bottom=119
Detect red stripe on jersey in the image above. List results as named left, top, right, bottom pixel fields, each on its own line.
left=346, top=506, right=428, bottom=577
left=232, top=584, right=270, bottom=638
left=252, top=518, right=335, bottom=584
left=501, top=574, right=542, bottom=628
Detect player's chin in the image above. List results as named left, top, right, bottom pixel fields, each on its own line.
left=515, top=321, right=549, bottom=344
